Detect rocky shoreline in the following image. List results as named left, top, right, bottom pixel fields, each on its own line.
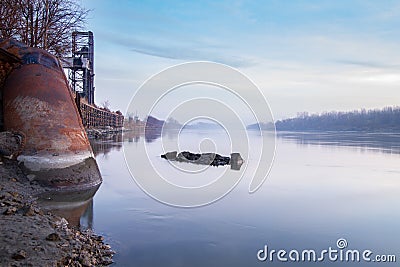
left=86, top=127, right=123, bottom=139
left=0, top=158, right=114, bottom=266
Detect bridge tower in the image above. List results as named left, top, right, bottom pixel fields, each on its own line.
left=69, top=31, right=95, bottom=105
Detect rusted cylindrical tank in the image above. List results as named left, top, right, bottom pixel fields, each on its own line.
left=1, top=45, right=101, bottom=189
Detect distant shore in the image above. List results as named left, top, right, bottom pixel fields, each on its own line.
left=247, top=106, right=400, bottom=132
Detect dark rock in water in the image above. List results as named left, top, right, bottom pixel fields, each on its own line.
left=161, top=151, right=243, bottom=170
left=161, top=151, right=177, bottom=160
left=101, top=256, right=114, bottom=265
left=230, top=153, right=244, bottom=170
left=176, top=151, right=230, bottom=166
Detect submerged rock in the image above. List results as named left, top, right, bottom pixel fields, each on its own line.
left=161, top=151, right=244, bottom=170
left=230, top=153, right=244, bottom=170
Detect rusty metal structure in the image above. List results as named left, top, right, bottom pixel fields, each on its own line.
left=0, top=38, right=101, bottom=190
left=80, top=99, right=124, bottom=128
left=0, top=44, right=22, bottom=131
left=68, top=31, right=95, bottom=105
left=63, top=31, right=124, bottom=129
left=0, top=32, right=123, bottom=191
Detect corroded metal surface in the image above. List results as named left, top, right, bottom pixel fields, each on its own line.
left=0, top=39, right=101, bottom=189
left=80, top=100, right=124, bottom=129
left=0, top=39, right=26, bottom=87
left=3, top=63, right=91, bottom=154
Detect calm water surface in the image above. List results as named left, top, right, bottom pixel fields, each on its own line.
left=86, top=130, right=400, bottom=266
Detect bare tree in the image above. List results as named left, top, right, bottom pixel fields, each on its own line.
left=0, top=0, right=89, bottom=57
left=0, top=0, right=20, bottom=39
left=100, top=100, right=111, bottom=111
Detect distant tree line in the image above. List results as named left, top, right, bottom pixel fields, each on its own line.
left=275, top=106, right=400, bottom=132
left=0, top=0, right=89, bottom=57
left=246, top=122, right=274, bottom=131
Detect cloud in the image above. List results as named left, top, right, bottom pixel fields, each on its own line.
left=100, top=32, right=257, bottom=68
left=129, top=45, right=256, bottom=68
left=335, top=60, right=400, bottom=70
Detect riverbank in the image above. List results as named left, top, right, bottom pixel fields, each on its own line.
left=0, top=158, right=114, bottom=266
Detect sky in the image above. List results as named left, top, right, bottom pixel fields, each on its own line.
left=82, top=0, right=400, bottom=121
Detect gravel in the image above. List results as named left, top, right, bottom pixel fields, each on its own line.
left=0, top=158, right=115, bottom=266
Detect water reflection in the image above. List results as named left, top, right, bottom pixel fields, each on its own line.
left=90, top=134, right=123, bottom=157
left=34, top=135, right=128, bottom=230
left=37, top=186, right=99, bottom=230
left=80, top=200, right=94, bottom=230
left=90, top=130, right=400, bottom=267
left=277, top=131, right=400, bottom=154
left=93, top=130, right=400, bottom=156
left=90, top=128, right=182, bottom=156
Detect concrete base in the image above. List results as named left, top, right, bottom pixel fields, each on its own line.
left=20, top=157, right=102, bottom=190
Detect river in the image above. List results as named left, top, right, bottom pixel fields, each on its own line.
left=81, top=130, right=400, bottom=266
